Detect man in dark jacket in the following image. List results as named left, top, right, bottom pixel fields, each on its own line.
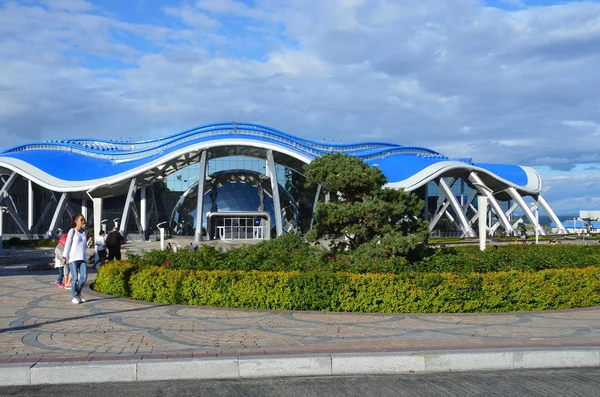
left=105, top=227, right=124, bottom=261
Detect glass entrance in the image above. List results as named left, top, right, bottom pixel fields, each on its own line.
left=208, top=212, right=270, bottom=240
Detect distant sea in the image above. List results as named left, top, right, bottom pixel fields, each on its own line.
left=519, top=214, right=578, bottom=226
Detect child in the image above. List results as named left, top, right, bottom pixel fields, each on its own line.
left=55, top=233, right=72, bottom=289
left=53, top=253, right=65, bottom=288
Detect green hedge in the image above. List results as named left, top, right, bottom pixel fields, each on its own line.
left=94, top=262, right=600, bottom=313
left=415, top=245, right=600, bottom=273
left=125, top=235, right=600, bottom=274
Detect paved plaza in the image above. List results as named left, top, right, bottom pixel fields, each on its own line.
left=1, top=244, right=599, bottom=385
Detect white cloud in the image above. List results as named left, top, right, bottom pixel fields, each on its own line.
left=41, top=0, right=95, bottom=11
left=163, top=4, right=218, bottom=30
left=1, top=0, right=600, bottom=212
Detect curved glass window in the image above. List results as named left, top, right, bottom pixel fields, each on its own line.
left=169, top=170, right=300, bottom=238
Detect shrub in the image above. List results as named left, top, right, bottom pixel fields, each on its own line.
left=125, top=239, right=600, bottom=275
left=93, top=261, right=138, bottom=297
left=94, top=262, right=600, bottom=313
left=416, top=244, right=600, bottom=273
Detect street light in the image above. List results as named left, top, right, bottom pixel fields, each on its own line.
left=156, top=222, right=167, bottom=250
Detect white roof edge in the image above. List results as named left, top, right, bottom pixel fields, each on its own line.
left=0, top=139, right=314, bottom=192
left=384, top=162, right=542, bottom=194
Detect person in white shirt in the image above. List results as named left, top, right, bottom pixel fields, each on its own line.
left=62, top=214, right=93, bottom=304
left=95, top=230, right=107, bottom=265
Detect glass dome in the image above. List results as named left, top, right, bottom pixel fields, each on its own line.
left=169, top=169, right=300, bottom=238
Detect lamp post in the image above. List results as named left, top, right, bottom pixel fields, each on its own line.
left=156, top=222, right=167, bottom=250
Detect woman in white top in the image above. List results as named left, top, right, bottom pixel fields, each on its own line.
left=62, top=214, right=93, bottom=304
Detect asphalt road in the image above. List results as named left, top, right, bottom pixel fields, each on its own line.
left=1, top=367, right=599, bottom=397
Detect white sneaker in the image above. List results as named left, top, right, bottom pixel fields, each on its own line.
left=71, top=298, right=80, bottom=304
left=78, top=296, right=86, bottom=303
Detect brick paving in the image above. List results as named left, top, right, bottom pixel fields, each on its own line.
left=1, top=261, right=600, bottom=365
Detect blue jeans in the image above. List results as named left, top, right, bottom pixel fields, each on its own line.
left=68, top=260, right=87, bottom=298
left=55, top=266, right=64, bottom=285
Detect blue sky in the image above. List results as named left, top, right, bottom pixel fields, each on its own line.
left=1, top=0, right=600, bottom=214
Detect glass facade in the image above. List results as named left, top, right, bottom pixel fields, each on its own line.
left=169, top=169, right=300, bottom=239
left=166, top=156, right=287, bottom=193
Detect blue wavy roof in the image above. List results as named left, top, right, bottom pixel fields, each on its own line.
left=0, top=122, right=539, bottom=194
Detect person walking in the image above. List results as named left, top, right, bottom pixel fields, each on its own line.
left=62, top=214, right=92, bottom=304
left=95, top=230, right=107, bottom=267
left=105, top=227, right=124, bottom=261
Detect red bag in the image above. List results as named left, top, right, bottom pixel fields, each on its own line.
left=58, top=233, right=68, bottom=246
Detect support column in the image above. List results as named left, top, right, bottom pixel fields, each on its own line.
left=0, top=173, right=17, bottom=205
left=267, top=150, right=283, bottom=237
left=140, top=186, right=147, bottom=239
left=438, top=178, right=476, bottom=238
left=195, top=150, right=207, bottom=242
left=81, top=199, right=88, bottom=220
left=4, top=199, right=30, bottom=236
left=31, top=195, right=54, bottom=234
left=491, top=202, right=519, bottom=235
left=119, top=178, right=137, bottom=237
left=429, top=178, right=460, bottom=233
left=536, top=194, right=568, bottom=234
left=28, top=180, right=34, bottom=230
left=428, top=201, right=451, bottom=233
left=45, top=193, right=69, bottom=238
left=423, top=182, right=429, bottom=221
left=468, top=173, right=513, bottom=235
left=478, top=196, right=488, bottom=251
left=505, top=187, right=546, bottom=236
left=93, top=198, right=103, bottom=240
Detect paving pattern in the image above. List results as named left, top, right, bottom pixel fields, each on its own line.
left=1, top=263, right=600, bottom=365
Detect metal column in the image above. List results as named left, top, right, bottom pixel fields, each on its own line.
left=536, top=194, right=568, bottom=234
left=438, top=178, right=476, bottom=237
left=45, top=193, right=69, bottom=238
left=468, top=172, right=513, bottom=235
left=28, top=180, right=34, bottom=230
left=93, top=198, right=103, bottom=240
left=0, top=173, right=17, bottom=205
left=505, top=187, right=545, bottom=235
left=424, top=182, right=429, bottom=221
left=266, top=150, right=283, bottom=237
left=195, top=150, right=207, bottom=242
left=140, top=186, right=147, bottom=239
left=478, top=196, right=488, bottom=251
left=81, top=199, right=88, bottom=221
left=119, top=178, right=137, bottom=237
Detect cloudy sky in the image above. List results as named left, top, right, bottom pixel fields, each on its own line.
left=1, top=0, right=599, bottom=214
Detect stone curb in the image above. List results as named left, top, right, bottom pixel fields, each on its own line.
left=1, top=348, right=598, bottom=386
